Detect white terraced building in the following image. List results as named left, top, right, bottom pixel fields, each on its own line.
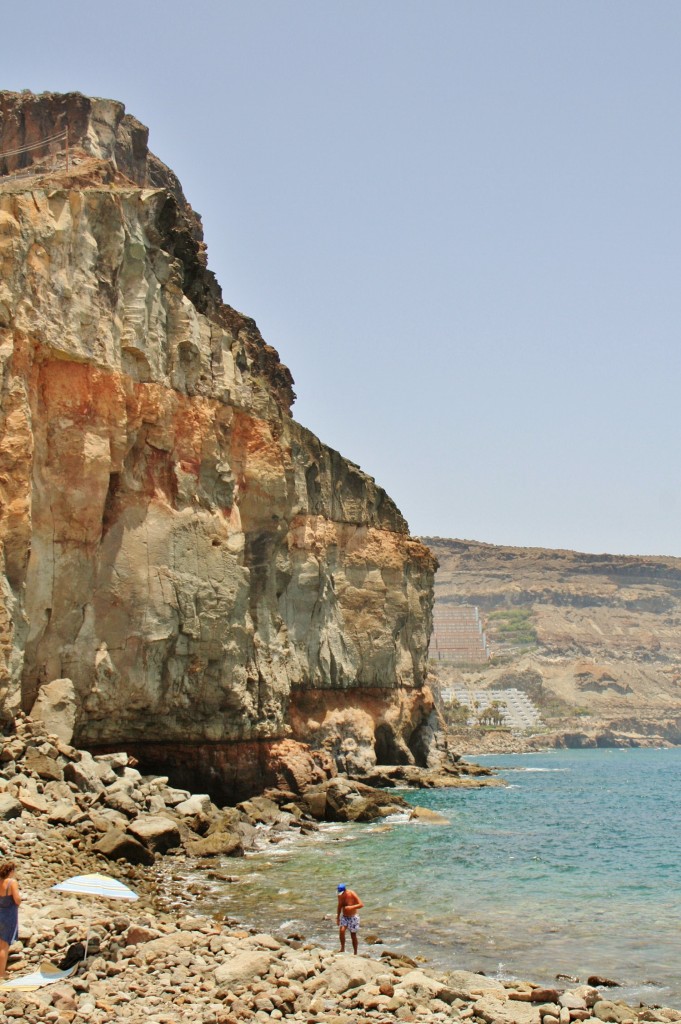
left=439, top=687, right=542, bottom=730
left=429, top=604, right=490, bottom=663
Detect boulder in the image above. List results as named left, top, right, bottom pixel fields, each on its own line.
left=302, top=777, right=410, bottom=822
left=93, top=828, right=155, bottom=866
left=237, top=795, right=287, bottom=824
left=592, top=1000, right=634, bottom=1024
left=174, top=794, right=213, bottom=817
left=29, top=678, right=77, bottom=744
left=47, top=800, right=86, bottom=825
left=531, top=988, right=563, bottom=1003
left=447, top=970, right=508, bottom=998
left=160, top=786, right=192, bottom=807
left=311, top=953, right=388, bottom=994
left=560, top=992, right=588, bottom=1011
left=93, top=752, right=130, bottom=771
left=184, top=830, right=243, bottom=858
left=0, top=793, right=22, bottom=819
left=409, top=805, right=450, bottom=824
left=104, top=781, right=141, bottom=815
left=395, top=968, right=460, bottom=1005
left=17, top=787, right=50, bottom=814
left=573, top=986, right=601, bottom=1008
left=64, top=753, right=106, bottom=795
left=124, top=924, right=161, bottom=945
left=214, top=950, right=275, bottom=987
left=265, top=738, right=335, bottom=794
left=127, top=815, right=181, bottom=853
left=24, top=749, right=64, bottom=782
left=474, top=993, right=541, bottom=1024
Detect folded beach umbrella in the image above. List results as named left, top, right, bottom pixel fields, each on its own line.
left=0, top=961, right=78, bottom=991
left=52, top=872, right=138, bottom=957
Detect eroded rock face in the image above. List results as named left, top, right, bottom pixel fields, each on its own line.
left=0, top=91, right=436, bottom=799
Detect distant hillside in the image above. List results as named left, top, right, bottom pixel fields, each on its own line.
left=422, top=537, right=681, bottom=746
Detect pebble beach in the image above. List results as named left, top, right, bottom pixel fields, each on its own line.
left=1, top=716, right=680, bottom=1024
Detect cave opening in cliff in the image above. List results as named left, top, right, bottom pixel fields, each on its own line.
left=406, top=724, right=431, bottom=768
left=374, top=723, right=408, bottom=766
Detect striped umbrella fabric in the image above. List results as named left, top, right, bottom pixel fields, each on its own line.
left=51, top=873, right=139, bottom=958
left=51, top=873, right=138, bottom=900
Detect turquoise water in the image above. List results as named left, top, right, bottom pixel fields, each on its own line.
left=198, top=748, right=681, bottom=1008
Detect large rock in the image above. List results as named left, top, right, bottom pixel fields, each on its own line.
left=301, top=777, right=411, bottom=822
left=237, top=795, right=288, bottom=825
left=28, top=677, right=77, bottom=743
left=126, top=815, right=181, bottom=853
left=214, top=950, right=276, bottom=988
left=93, top=827, right=155, bottom=866
left=395, top=968, right=460, bottom=1005
left=0, top=793, right=22, bottom=819
left=47, top=800, right=86, bottom=825
left=184, top=830, right=243, bottom=858
left=63, top=752, right=106, bottom=795
left=311, top=953, right=388, bottom=995
left=592, top=1001, right=635, bottom=1024
left=473, top=994, right=540, bottom=1024
left=173, top=794, right=213, bottom=817
left=17, top=786, right=50, bottom=813
left=447, top=970, right=508, bottom=998
left=24, top=748, right=63, bottom=781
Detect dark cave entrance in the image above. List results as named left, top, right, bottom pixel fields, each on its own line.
left=374, top=723, right=409, bottom=766
left=406, top=722, right=431, bottom=768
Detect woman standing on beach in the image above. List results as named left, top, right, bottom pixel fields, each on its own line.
left=0, top=861, right=21, bottom=977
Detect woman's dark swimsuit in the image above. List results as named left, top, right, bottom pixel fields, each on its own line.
left=0, top=891, right=18, bottom=945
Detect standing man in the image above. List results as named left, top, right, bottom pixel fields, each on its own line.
left=336, top=883, right=363, bottom=954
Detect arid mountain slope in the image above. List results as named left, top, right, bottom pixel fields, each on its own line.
left=423, top=537, right=681, bottom=744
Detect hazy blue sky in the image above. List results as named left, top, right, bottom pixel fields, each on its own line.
left=4, top=2, right=681, bottom=556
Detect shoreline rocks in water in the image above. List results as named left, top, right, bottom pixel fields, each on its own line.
left=1, top=716, right=679, bottom=1022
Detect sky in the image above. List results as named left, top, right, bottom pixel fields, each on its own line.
left=3, top=2, right=681, bottom=557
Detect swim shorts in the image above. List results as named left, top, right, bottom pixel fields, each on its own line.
left=339, top=914, right=360, bottom=932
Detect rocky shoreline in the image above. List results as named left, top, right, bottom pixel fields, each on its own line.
left=444, top=727, right=679, bottom=757
left=1, top=716, right=679, bottom=1023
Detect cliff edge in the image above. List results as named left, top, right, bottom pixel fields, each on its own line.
left=0, top=91, right=437, bottom=799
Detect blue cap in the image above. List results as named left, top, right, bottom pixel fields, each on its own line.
left=337, top=884, right=346, bottom=892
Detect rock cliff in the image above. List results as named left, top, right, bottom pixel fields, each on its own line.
left=425, top=537, right=681, bottom=745
left=0, top=91, right=437, bottom=799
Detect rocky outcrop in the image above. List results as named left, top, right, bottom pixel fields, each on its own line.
left=0, top=91, right=436, bottom=800
left=425, top=537, right=681, bottom=742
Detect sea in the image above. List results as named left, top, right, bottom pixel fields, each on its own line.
left=196, top=748, right=681, bottom=1009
